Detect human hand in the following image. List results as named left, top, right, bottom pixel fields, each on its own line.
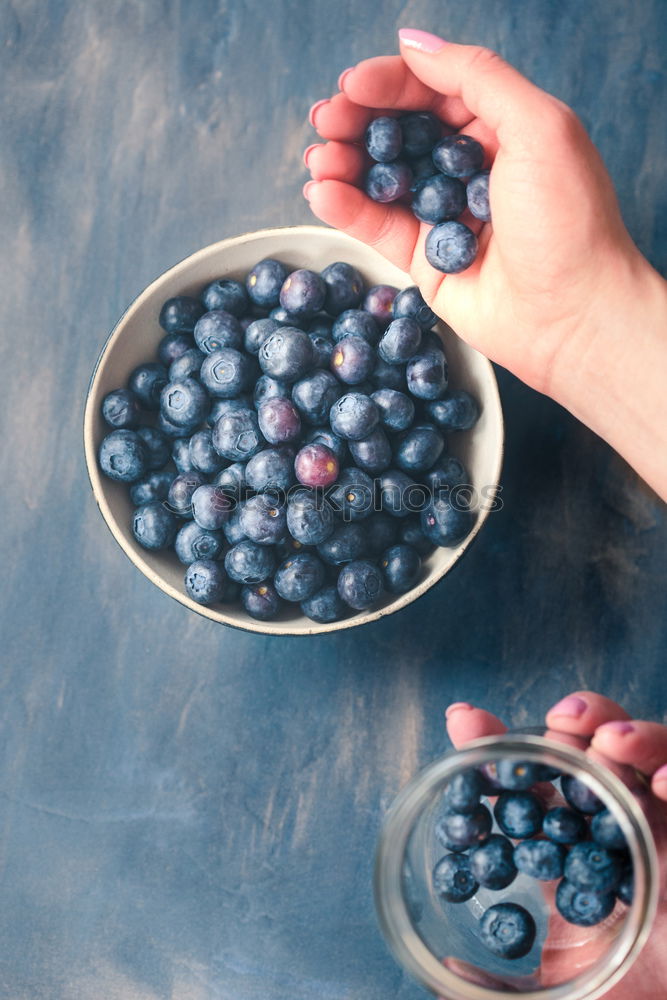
left=444, top=691, right=667, bottom=997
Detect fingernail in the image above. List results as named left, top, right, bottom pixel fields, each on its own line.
left=548, top=695, right=587, bottom=719
left=653, top=764, right=667, bottom=784
left=338, top=66, right=354, bottom=90
left=597, top=721, right=635, bottom=736
left=302, top=181, right=317, bottom=201
left=303, top=144, right=320, bottom=168
left=398, top=28, right=448, bottom=53
left=309, top=99, right=329, bottom=128
left=446, top=702, right=474, bottom=719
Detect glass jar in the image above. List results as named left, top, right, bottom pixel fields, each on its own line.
left=374, top=732, right=659, bottom=999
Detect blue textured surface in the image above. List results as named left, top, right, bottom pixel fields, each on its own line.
left=1, top=1, right=666, bottom=997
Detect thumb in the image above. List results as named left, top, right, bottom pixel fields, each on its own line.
left=398, top=30, right=560, bottom=149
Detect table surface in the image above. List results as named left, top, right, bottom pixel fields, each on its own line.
left=2, top=1, right=666, bottom=997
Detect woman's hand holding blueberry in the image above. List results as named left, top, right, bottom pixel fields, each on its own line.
left=304, top=32, right=667, bottom=500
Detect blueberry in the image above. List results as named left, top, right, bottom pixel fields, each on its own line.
left=515, top=840, right=566, bottom=881
left=259, top=327, right=314, bottom=382
left=432, top=854, right=478, bottom=903
left=365, top=161, right=413, bottom=203
left=332, top=309, right=380, bottom=346
left=443, top=769, right=483, bottom=813
left=398, top=516, right=434, bottom=556
left=166, top=471, right=206, bottom=517
left=425, top=391, right=480, bottom=432
left=188, top=429, right=225, bottom=475
left=467, top=170, right=491, bottom=221
left=425, top=458, right=468, bottom=494
left=321, top=261, right=364, bottom=315
left=132, top=501, right=179, bottom=550
left=158, top=411, right=195, bottom=439
left=406, top=347, right=448, bottom=400
left=172, top=437, right=194, bottom=473
left=561, top=774, right=605, bottom=815
left=295, top=443, right=340, bottom=488
left=617, top=868, right=633, bottom=906
left=301, top=584, right=347, bottom=624
left=253, top=374, right=290, bottom=408
left=435, top=804, right=493, bottom=852
left=213, top=461, right=246, bottom=497
left=159, top=296, right=205, bottom=334
left=128, top=362, right=169, bottom=410
left=274, top=552, right=326, bottom=601
left=329, top=392, right=379, bottom=441
left=470, top=834, right=518, bottom=890
left=270, top=306, right=301, bottom=326
left=208, top=396, right=253, bottom=426
left=425, top=221, right=478, bottom=274
left=246, top=258, right=288, bottom=309
left=348, top=427, right=392, bottom=474
left=564, top=842, right=624, bottom=893
left=364, top=285, right=399, bottom=328
left=160, top=378, right=209, bottom=428
left=479, top=903, right=536, bottom=960
left=184, top=559, right=229, bottom=605
left=378, top=469, right=425, bottom=518
left=241, top=581, right=282, bottom=620
left=371, top=389, right=415, bottom=432
left=395, top=424, right=445, bottom=473
left=378, top=317, right=423, bottom=366
left=411, top=174, right=467, bottom=224
left=543, top=807, right=588, bottom=846
left=328, top=466, right=374, bottom=522
left=317, top=522, right=367, bottom=565
left=200, top=348, right=253, bottom=399
left=239, top=494, right=287, bottom=545
left=432, top=134, right=484, bottom=178
left=369, top=358, right=407, bottom=392
left=365, top=513, right=399, bottom=554
left=556, top=879, right=616, bottom=927
left=158, top=332, right=195, bottom=366
left=380, top=544, right=422, bottom=593
left=421, top=494, right=474, bottom=547
left=245, top=447, right=295, bottom=492
left=222, top=504, right=248, bottom=545
left=307, top=316, right=333, bottom=338
left=497, top=760, right=542, bottom=790
left=304, top=427, right=348, bottom=465
left=101, top=388, right=140, bottom=429
left=286, top=487, right=335, bottom=545
left=365, top=115, right=403, bottom=162
left=130, top=468, right=174, bottom=505
left=399, top=111, right=442, bottom=157
left=337, top=559, right=384, bottom=610
left=98, top=429, right=147, bottom=483
left=409, top=154, right=438, bottom=185
left=212, top=409, right=263, bottom=462
left=201, top=278, right=249, bottom=317
left=292, top=369, right=341, bottom=426
left=169, top=347, right=206, bottom=382
left=494, top=791, right=544, bottom=839
left=224, top=540, right=276, bottom=584
left=191, top=484, right=234, bottom=531
left=243, top=317, right=278, bottom=356
left=174, top=520, right=225, bottom=564
left=392, top=286, right=437, bottom=332
left=590, top=809, right=628, bottom=852
left=330, top=335, right=375, bottom=385
left=279, top=269, right=326, bottom=319
left=308, top=331, right=334, bottom=368
left=193, top=310, right=243, bottom=355
left=136, top=426, right=171, bottom=470
left=257, top=397, right=301, bottom=445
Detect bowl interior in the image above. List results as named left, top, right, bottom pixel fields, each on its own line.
left=84, top=226, right=504, bottom=635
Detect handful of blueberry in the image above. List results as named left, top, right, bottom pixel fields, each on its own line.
left=359, top=112, right=490, bottom=274
left=97, top=256, right=481, bottom=624
left=432, top=760, right=633, bottom=961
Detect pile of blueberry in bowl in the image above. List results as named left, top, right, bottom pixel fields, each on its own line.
left=84, top=227, right=503, bottom=634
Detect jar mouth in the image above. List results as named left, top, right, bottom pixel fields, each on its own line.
left=374, top=733, right=658, bottom=1000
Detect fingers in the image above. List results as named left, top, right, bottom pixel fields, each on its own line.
left=310, top=92, right=374, bottom=141
left=304, top=179, right=419, bottom=273
left=304, top=141, right=367, bottom=185
left=545, top=691, right=631, bottom=735
left=445, top=703, right=508, bottom=749
left=591, top=721, right=667, bottom=784
left=398, top=33, right=562, bottom=153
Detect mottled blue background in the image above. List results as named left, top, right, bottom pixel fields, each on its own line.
left=1, top=1, right=666, bottom=997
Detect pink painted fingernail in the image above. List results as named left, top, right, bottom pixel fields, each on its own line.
left=597, top=721, right=635, bottom=735
left=653, top=764, right=667, bottom=784
left=446, top=702, right=474, bottom=718
left=302, top=181, right=317, bottom=201
left=338, top=66, right=354, bottom=90
left=548, top=695, right=587, bottom=718
left=303, top=144, right=320, bottom=168
left=309, top=99, right=329, bottom=128
left=398, top=28, right=448, bottom=53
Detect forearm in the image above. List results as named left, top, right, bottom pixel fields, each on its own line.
left=551, top=253, right=667, bottom=501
